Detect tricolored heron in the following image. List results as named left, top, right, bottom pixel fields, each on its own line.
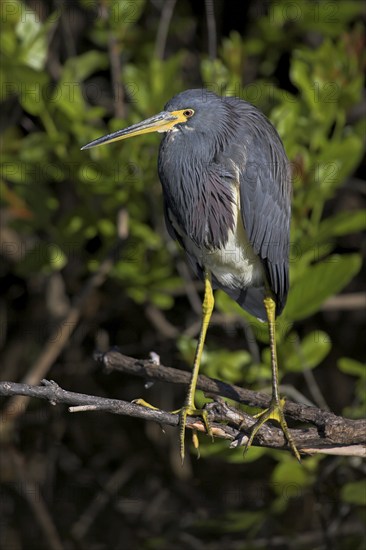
left=82, top=89, right=300, bottom=462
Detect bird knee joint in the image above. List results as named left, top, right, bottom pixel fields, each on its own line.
left=264, top=296, right=276, bottom=318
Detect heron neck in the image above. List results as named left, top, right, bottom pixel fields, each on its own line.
left=158, top=130, right=235, bottom=248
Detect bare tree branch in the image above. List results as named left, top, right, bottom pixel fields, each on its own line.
left=1, top=350, right=365, bottom=457
left=99, top=350, right=365, bottom=432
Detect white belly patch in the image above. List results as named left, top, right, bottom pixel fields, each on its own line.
left=201, top=217, right=263, bottom=288
left=169, top=190, right=264, bottom=290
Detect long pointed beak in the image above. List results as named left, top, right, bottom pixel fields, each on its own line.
left=81, top=111, right=180, bottom=150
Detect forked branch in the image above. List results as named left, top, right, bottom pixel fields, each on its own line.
left=0, top=350, right=365, bottom=458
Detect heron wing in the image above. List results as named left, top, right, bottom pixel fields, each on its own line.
left=236, top=113, right=291, bottom=315
left=163, top=199, right=179, bottom=242
left=163, top=200, right=205, bottom=280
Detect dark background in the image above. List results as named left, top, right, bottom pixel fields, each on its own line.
left=1, top=1, right=365, bottom=549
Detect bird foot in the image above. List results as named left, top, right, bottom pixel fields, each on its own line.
left=179, top=403, right=213, bottom=464
left=133, top=399, right=213, bottom=463
left=243, top=397, right=301, bottom=462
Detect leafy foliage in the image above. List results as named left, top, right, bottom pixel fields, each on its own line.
left=0, top=0, right=365, bottom=548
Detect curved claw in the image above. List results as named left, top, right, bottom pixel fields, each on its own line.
left=243, top=398, right=301, bottom=462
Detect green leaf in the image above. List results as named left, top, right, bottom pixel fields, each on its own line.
left=338, top=358, right=366, bottom=379
left=227, top=445, right=267, bottom=463
left=2, top=65, right=49, bottom=114
left=130, top=221, right=161, bottom=248
left=16, top=242, right=67, bottom=275
left=194, top=509, right=265, bottom=533
left=286, top=254, right=362, bottom=320
left=341, top=481, right=366, bottom=506
left=300, top=210, right=366, bottom=254
left=16, top=9, right=59, bottom=71
left=215, top=291, right=270, bottom=342
left=150, top=291, right=174, bottom=310
left=285, top=331, right=331, bottom=372
left=51, top=51, right=108, bottom=118
left=109, top=0, right=146, bottom=30
left=222, top=511, right=265, bottom=532
left=289, top=242, right=334, bottom=282
left=320, top=210, right=366, bottom=237
left=203, top=348, right=252, bottom=384
left=272, top=459, right=312, bottom=495
left=316, top=135, right=364, bottom=195
left=97, top=219, right=116, bottom=237
left=290, top=55, right=313, bottom=106
left=60, top=50, right=109, bottom=83
left=271, top=455, right=320, bottom=514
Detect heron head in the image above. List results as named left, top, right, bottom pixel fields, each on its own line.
left=81, top=89, right=229, bottom=150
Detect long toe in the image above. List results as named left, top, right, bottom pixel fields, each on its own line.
left=179, top=404, right=213, bottom=463
left=243, top=400, right=301, bottom=462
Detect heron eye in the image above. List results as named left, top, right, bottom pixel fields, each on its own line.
left=183, top=109, right=194, bottom=118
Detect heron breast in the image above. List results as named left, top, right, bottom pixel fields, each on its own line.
left=170, top=191, right=264, bottom=290
left=201, top=209, right=264, bottom=289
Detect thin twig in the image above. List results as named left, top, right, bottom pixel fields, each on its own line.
left=322, top=292, right=366, bottom=311
left=154, top=0, right=177, bottom=60
left=303, top=368, right=330, bottom=411
left=174, top=257, right=203, bottom=315
left=145, top=303, right=179, bottom=338
left=12, top=449, right=64, bottom=550
left=108, top=34, right=125, bottom=118
left=294, top=333, right=330, bottom=411
left=71, top=457, right=145, bottom=540
left=99, top=1, right=125, bottom=117
left=205, top=0, right=217, bottom=59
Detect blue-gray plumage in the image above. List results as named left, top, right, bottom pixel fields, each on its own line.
left=158, top=89, right=291, bottom=320
left=81, top=89, right=301, bottom=462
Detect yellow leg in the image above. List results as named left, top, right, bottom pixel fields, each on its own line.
left=133, top=270, right=214, bottom=462
left=243, top=296, right=301, bottom=461
left=179, top=269, right=214, bottom=463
